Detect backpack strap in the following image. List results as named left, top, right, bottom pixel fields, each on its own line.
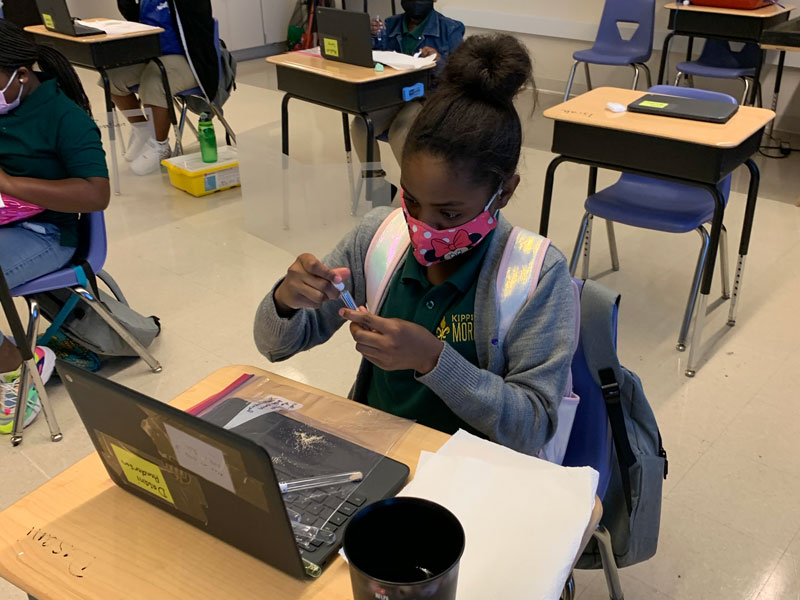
left=494, top=227, right=551, bottom=354
left=38, top=266, right=89, bottom=345
left=364, top=208, right=410, bottom=313
left=578, top=279, right=637, bottom=513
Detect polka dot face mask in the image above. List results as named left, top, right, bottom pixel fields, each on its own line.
left=401, top=186, right=502, bottom=266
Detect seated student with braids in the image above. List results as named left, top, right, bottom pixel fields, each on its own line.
left=0, top=20, right=110, bottom=433
left=255, top=34, right=576, bottom=456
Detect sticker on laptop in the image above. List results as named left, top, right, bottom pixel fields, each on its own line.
left=111, top=443, right=175, bottom=504
left=42, top=13, right=55, bottom=29
left=323, top=37, right=340, bottom=57
left=164, top=423, right=236, bottom=493
left=639, top=100, right=669, bottom=108
left=223, top=396, right=302, bottom=430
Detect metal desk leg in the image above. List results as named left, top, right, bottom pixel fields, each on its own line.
left=281, top=94, right=291, bottom=231
left=152, top=58, right=178, bottom=155
left=750, top=49, right=764, bottom=106
left=768, top=51, right=786, bottom=138
left=98, top=68, right=121, bottom=196
left=686, top=184, right=726, bottom=377
left=728, top=159, right=760, bottom=326
left=342, top=113, right=360, bottom=215
left=539, top=156, right=568, bottom=237
left=657, top=32, right=675, bottom=85
left=359, top=113, right=378, bottom=205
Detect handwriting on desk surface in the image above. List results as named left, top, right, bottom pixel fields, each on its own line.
left=561, top=109, right=594, bottom=118
left=23, top=526, right=95, bottom=578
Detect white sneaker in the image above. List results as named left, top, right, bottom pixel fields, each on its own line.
left=124, top=123, right=152, bottom=162
left=130, top=138, right=171, bottom=176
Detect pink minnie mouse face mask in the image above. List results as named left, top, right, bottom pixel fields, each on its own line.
left=401, top=186, right=502, bottom=266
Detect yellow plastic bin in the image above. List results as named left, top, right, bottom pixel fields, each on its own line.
left=161, top=146, right=241, bottom=197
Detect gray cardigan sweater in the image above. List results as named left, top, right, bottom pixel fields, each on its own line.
left=254, top=207, right=576, bottom=456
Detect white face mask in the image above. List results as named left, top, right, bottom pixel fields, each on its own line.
left=0, top=69, right=23, bottom=115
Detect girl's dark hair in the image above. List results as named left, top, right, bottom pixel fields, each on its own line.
left=0, top=19, right=92, bottom=115
left=404, top=33, right=535, bottom=188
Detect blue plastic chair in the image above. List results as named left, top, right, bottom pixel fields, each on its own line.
left=172, top=19, right=236, bottom=155
left=7, top=212, right=161, bottom=444
left=560, top=278, right=622, bottom=600
left=564, top=0, right=656, bottom=101
left=568, top=85, right=734, bottom=353
left=675, top=40, right=762, bottom=105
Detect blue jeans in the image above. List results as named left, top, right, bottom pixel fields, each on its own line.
left=0, top=223, right=76, bottom=345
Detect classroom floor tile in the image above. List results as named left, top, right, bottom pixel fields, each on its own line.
left=2, top=57, right=800, bottom=599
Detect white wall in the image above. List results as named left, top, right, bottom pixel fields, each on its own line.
left=438, top=0, right=800, bottom=134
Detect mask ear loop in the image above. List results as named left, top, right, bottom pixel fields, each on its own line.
left=485, top=183, right=505, bottom=216
left=1, top=69, right=19, bottom=94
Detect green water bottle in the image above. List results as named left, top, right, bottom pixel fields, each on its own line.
left=198, top=113, right=218, bottom=163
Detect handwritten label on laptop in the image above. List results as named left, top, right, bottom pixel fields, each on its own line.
left=639, top=100, right=669, bottom=108
left=223, top=396, right=302, bottom=430
left=164, top=423, right=236, bottom=493
left=111, top=443, right=175, bottom=504
left=323, top=37, right=340, bottom=57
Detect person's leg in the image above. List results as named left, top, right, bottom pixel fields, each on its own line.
left=0, top=338, right=21, bottom=374
left=349, top=105, right=403, bottom=167
left=101, top=64, right=147, bottom=123
left=138, top=55, right=200, bottom=142
left=387, top=100, right=424, bottom=166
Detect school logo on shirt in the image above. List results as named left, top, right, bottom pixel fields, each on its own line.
left=436, top=314, right=474, bottom=343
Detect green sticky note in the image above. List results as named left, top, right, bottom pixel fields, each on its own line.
left=323, top=38, right=339, bottom=58
left=640, top=100, right=669, bottom=108
left=42, top=13, right=55, bottom=29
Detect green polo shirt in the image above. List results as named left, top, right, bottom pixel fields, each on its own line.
left=367, top=231, right=494, bottom=435
left=0, top=77, right=108, bottom=247
left=401, top=13, right=432, bottom=55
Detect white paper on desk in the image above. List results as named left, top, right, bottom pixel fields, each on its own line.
left=372, top=50, right=436, bottom=70
left=75, top=19, right=160, bottom=35
left=399, top=430, right=598, bottom=600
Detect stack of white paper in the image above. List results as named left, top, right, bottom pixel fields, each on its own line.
left=372, top=50, right=437, bottom=71
left=399, top=430, right=599, bottom=600
left=75, top=19, right=160, bottom=35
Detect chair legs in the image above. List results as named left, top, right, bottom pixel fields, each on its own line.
left=719, top=225, right=731, bottom=300
left=565, top=61, right=580, bottom=101
left=584, top=63, right=593, bottom=92
left=561, top=572, right=576, bottom=600
left=740, top=77, right=751, bottom=105
left=594, top=525, right=625, bottom=600
left=641, top=63, right=653, bottom=89
left=11, top=299, right=62, bottom=446
left=208, top=103, right=237, bottom=145
left=69, top=287, right=162, bottom=373
left=631, top=64, right=640, bottom=90
left=677, top=226, right=711, bottom=352
left=570, top=213, right=620, bottom=279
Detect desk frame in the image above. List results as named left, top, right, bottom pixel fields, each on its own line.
left=26, top=27, right=177, bottom=196
left=657, top=5, right=792, bottom=105
left=540, top=120, right=762, bottom=376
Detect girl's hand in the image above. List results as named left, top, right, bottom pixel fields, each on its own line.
left=370, top=17, right=384, bottom=36
left=274, top=254, right=350, bottom=315
left=340, top=307, right=444, bottom=374
left=418, top=46, right=438, bottom=60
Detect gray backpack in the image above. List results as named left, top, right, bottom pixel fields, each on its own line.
left=574, top=280, right=668, bottom=569
left=33, top=265, right=160, bottom=357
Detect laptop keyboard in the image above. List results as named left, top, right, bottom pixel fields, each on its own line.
left=277, top=470, right=367, bottom=553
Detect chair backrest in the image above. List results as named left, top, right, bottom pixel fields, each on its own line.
left=646, top=85, right=737, bottom=199
left=562, top=279, right=615, bottom=500
left=73, top=211, right=108, bottom=274
left=593, top=0, right=656, bottom=60
left=696, top=39, right=761, bottom=69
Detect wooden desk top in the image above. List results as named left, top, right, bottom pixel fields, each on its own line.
left=267, top=51, right=435, bottom=83
left=0, top=366, right=600, bottom=599
left=761, top=42, right=800, bottom=50
left=25, top=19, right=163, bottom=44
left=544, top=87, right=775, bottom=148
left=664, top=2, right=793, bottom=17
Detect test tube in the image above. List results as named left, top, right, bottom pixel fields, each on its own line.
left=334, top=281, right=358, bottom=310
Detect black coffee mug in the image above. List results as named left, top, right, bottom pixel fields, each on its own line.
left=343, top=497, right=465, bottom=600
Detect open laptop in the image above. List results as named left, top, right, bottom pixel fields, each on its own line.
left=316, top=7, right=375, bottom=68
left=58, top=361, right=410, bottom=579
left=35, top=0, right=104, bottom=37
left=627, top=93, right=739, bottom=124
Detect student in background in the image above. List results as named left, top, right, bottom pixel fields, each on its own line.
left=107, top=0, right=218, bottom=176
left=0, top=20, right=109, bottom=432
left=351, top=0, right=464, bottom=190
left=255, top=34, right=575, bottom=456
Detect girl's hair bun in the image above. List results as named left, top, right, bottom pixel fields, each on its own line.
left=441, top=33, right=532, bottom=107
